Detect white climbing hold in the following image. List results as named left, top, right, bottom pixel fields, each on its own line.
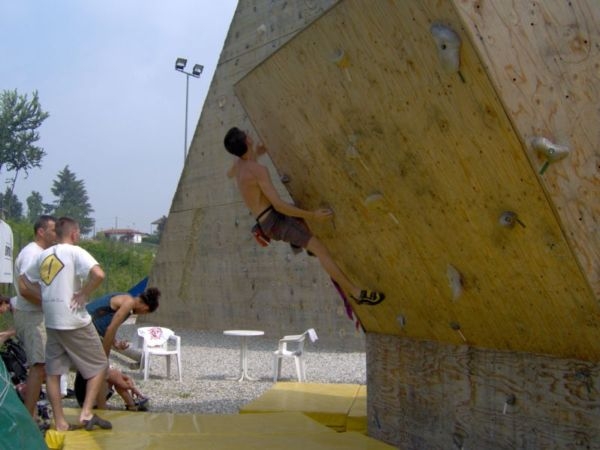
left=446, top=264, right=463, bottom=300
left=330, top=48, right=352, bottom=81
left=430, top=23, right=462, bottom=73
left=330, top=48, right=349, bottom=68
left=346, top=143, right=359, bottom=159
left=531, top=136, right=570, bottom=174
left=531, top=136, right=570, bottom=162
left=364, top=192, right=383, bottom=206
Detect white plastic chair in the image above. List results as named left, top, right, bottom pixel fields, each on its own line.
left=273, top=328, right=318, bottom=382
left=137, top=326, right=182, bottom=381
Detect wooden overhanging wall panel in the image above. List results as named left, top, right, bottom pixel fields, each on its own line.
left=234, top=0, right=599, bottom=360
left=454, top=0, right=600, bottom=300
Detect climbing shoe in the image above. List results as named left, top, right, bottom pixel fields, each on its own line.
left=352, top=290, right=385, bottom=305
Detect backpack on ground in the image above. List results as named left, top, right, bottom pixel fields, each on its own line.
left=0, top=338, right=28, bottom=386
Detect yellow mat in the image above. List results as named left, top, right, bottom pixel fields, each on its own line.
left=240, top=382, right=366, bottom=432
left=347, top=384, right=368, bottom=433
left=52, top=408, right=393, bottom=450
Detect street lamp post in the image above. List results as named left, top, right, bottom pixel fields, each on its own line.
left=175, top=57, right=203, bottom=162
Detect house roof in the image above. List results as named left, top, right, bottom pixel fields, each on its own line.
left=102, top=228, right=147, bottom=236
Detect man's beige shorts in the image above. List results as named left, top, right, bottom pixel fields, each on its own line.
left=13, top=309, right=46, bottom=365
left=46, top=323, right=108, bottom=379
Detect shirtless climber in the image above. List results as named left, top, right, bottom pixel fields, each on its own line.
left=224, top=126, right=384, bottom=305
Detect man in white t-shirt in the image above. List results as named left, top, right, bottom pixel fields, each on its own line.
left=20, top=217, right=111, bottom=431
left=13, top=215, right=57, bottom=416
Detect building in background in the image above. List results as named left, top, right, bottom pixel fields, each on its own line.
left=101, top=228, right=146, bottom=244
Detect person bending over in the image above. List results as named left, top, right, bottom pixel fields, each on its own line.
left=79, top=288, right=159, bottom=409
left=86, top=288, right=160, bottom=356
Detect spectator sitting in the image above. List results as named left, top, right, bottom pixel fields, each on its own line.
left=0, top=295, right=16, bottom=345
left=74, top=367, right=149, bottom=411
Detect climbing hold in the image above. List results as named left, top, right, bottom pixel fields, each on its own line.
left=330, top=48, right=349, bottom=68
left=446, top=265, right=463, bottom=300
left=531, top=136, right=570, bottom=174
left=363, top=191, right=383, bottom=207
left=344, top=134, right=370, bottom=170
left=218, top=96, right=227, bottom=109
left=499, top=211, right=526, bottom=228
left=346, top=143, right=359, bottom=159
left=346, top=134, right=359, bottom=158
left=396, top=315, right=406, bottom=329
left=256, top=24, right=267, bottom=36
left=330, top=48, right=352, bottom=81
left=449, top=321, right=467, bottom=342
left=280, top=173, right=290, bottom=184
left=503, top=394, right=516, bottom=414
left=430, top=23, right=464, bottom=81
left=575, top=368, right=593, bottom=393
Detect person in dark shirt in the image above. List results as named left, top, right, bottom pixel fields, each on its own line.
left=86, top=287, right=160, bottom=356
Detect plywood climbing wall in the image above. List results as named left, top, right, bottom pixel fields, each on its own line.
left=235, top=0, right=600, bottom=360
left=454, top=0, right=600, bottom=301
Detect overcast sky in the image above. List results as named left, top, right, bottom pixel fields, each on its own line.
left=0, top=0, right=237, bottom=234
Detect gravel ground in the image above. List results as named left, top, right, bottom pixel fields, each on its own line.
left=62, top=327, right=367, bottom=415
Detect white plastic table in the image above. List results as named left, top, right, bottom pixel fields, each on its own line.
left=223, top=330, right=265, bottom=381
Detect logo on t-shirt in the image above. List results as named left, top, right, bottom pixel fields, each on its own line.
left=40, top=254, right=65, bottom=285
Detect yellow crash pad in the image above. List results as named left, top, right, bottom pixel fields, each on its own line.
left=62, top=430, right=393, bottom=449
left=240, top=382, right=366, bottom=432
left=347, top=384, right=367, bottom=433
left=55, top=408, right=392, bottom=450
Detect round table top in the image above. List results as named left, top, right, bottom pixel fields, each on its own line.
left=223, top=330, right=264, bottom=337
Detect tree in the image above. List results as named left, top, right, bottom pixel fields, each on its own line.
left=155, top=216, right=167, bottom=236
left=51, top=165, right=94, bottom=234
left=143, top=216, right=167, bottom=245
left=0, top=187, right=23, bottom=220
left=26, top=191, right=52, bottom=223
left=0, top=90, right=49, bottom=194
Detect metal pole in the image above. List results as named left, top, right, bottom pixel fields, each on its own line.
left=184, top=73, right=190, bottom=162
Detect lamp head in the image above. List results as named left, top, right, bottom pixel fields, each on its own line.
left=192, top=64, right=204, bottom=77
left=175, top=57, right=187, bottom=71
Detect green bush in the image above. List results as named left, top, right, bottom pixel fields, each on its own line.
left=79, top=240, right=156, bottom=297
